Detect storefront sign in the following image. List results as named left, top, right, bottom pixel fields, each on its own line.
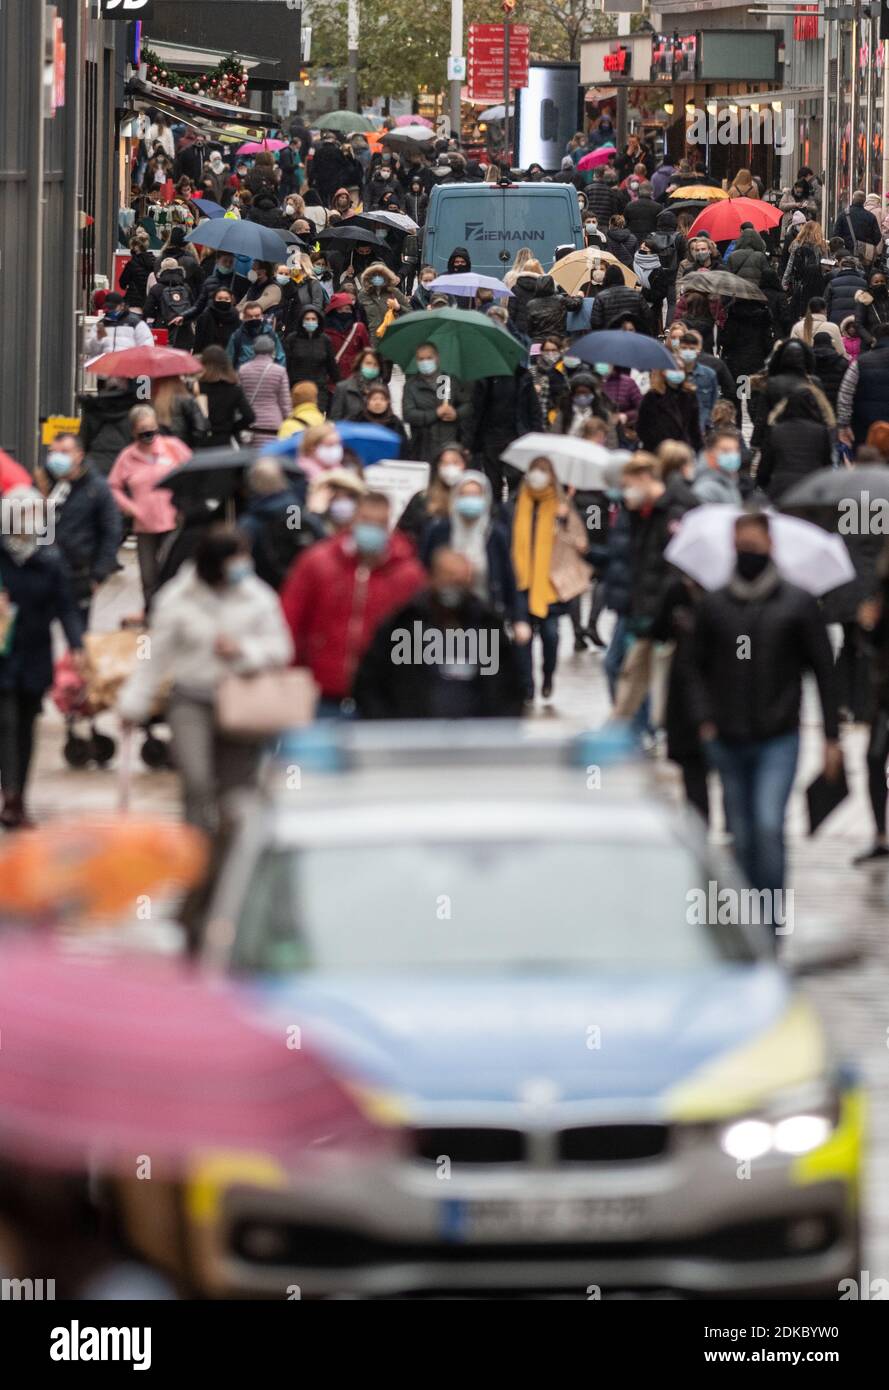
left=603, top=45, right=631, bottom=76
left=650, top=33, right=697, bottom=82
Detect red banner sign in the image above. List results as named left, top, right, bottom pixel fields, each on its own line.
left=603, top=45, right=631, bottom=75
left=793, top=4, right=819, bottom=41
left=467, top=23, right=530, bottom=103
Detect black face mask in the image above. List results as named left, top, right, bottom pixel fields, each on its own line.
left=736, top=551, right=770, bottom=582
left=244, top=320, right=263, bottom=337
left=213, top=300, right=234, bottom=315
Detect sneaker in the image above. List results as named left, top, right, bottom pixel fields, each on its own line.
left=852, top=843, right=889, bottom=865
left=541, top=679, right=553, bottom=701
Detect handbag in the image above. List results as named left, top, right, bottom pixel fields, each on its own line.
left=216, top=667, right=318, bottom=738
left=549, top=511, right=593, bottom=603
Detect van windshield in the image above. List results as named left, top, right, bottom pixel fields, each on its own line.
left=430, top=188, right=579, bottom=278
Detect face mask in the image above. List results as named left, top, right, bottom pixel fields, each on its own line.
left=226, top=560, right=254, bottom=585
left=216, top=263, right=233, bottom=276
left=214, top=300, right=233, bottom=313
left=680, top=349, right=698, bottom=364
left=665, top=369, right=685, bottom=387
left=629, top=181, right=639, bottom=192
left=694, top=251, right=710, bottom=265
left=421, top=278, right=435, bottom=289
left=563, top=355, right=580, bottom=370
left=353, top=521, right=388, bottom=556
left=438, top=462, right=463, bottom=487
left=455, top=494, right=486, bottom=521
left=303, top=320, right=319, bottom=334
left=247, top=269, right=259, bottom=283
left=380, top=170, right=391, bottom=179
left=360, top=364, right=380, bottom=381
left=591, top=269, right=606, bottom=285
left=540, top=351, right=559, bottom=366
left=435, top=586, right=467, bottom=609
left=453, top=263, right=467, bottom=273
left=284, top=205, right=296, bottom=218
left=316, top=441, right=344, bottom=466
left=526, top=468, right=550, bottom=491
left=329, top=496, right=357, bottom=525
left=371, top=275, right=386, bottom=287
left=245, top=320, right=263, bottom=336
left=606, top=486, right=623, bottom=502
left=573, top=393, right=593, bottom=409
left=623, top=485, right=646, bottom=507
left=314, top=267, right=329, bottom=279
left=717, top=450, right=742, bottom=473
left=417, top=358, right=438, bottom=376
left=594, top=362, right=610, bottom=377
left=46, top=452, right=73, bottom=478
left=736, top=550, right=769, bottom=581
left=275, top=275, right=291, bottom=287
left=585, top=222, right=598, bottom=233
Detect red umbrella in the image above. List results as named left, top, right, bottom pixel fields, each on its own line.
left=576, top=146, right=616, bottom=171
left=689, top=197, right=782, bottom=240
left=85, top=346, right=203, bottom=379
left=0, top=941, right=389, bottom=1172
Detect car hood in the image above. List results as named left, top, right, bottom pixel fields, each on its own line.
left=247, top=965, right=800, bottom=1110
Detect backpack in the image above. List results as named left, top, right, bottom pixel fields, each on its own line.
left=159, top=281, right=192, bottom=323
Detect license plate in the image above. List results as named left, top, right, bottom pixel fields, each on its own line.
left=442, top=1196, right=648, bottom=1242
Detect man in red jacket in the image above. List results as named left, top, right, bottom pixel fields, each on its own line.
left=280, top=490, right=426, bottom=715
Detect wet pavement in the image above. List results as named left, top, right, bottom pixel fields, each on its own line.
left=29, top=556, right=889, bottom=1281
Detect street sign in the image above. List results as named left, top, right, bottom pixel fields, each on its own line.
left=41, top=417, right=81, bottom=446
left=96, top=0, right=156, bottom=18
left=467, top=23, right=530, bottom=102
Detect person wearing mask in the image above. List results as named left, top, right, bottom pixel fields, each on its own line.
left=280, top=489, right=426, bottom=716
left=83, top=291, right=154, bottom=358
left=511, top=456, right=588, bottom=704
left=237, top=458, right=323, bottom=591
left=556, top=372, right=612, bottom=438
left=0, top=488, right=84, bottom=828
left=238, top=335, right=293, bottom=443
left=692, top=426, right=744, bottom=505
left=397, top=444, right=470, bottom=547
left=275, top=258, right=326, bottom=337
left=227, top=301, right=286, bottom=370
left=279, top=381, right=325, bottom=439
left=329, top=348, right=384, bottom=421
left=583, top=212, right=608, bottom=250
left=118, top=525, right=293, bottom=835
left=836, top=323, right=889, bottom=450
left=446, top=246, right=472, bottom=275
left=637, top=365, right=703, bottom=454
left=604, top=214, right=637, bottom=269
left=148, top=115, right=175, bottom=161
left=193, top=285, right=241, bottom=354
left=421, top=470, right=519, bottom=625
left=526, top=274, right=580, bottom=340
left=691, top=512, right=841, bottom=918
left=119, top=238, right=157, bottom=312
left=198, top=346, right=255, bottom=449
left=308, top=468, right=368, bottom=538
left=181, top=252, right=248, bottom=328
left=811, top=329, right=851, bottom=413
left=411, top=265, right=440, bottom=312
left=825, top=256, right=869, bottom=326
left=353, top=547, right=525, bottom=720
left=236, top=261, right=281, bottom=318
left=361, top=382, right=408, bottom=447
left=622, top=181, right=661, bottom=240
left=323, top=291, right=370, bottom=380
left=506, top=258, right=544, bottom=336
left=293, top=424, right=349, bottom=488
left=674, top=239, right=725, bottom=351
left=530, top=337, right=570, bottom=428
left=675, top=330, right=719, bottom=434
left=144, top=258, right=194, bottom=350
left=726, top=224, right=771, bottom=285
left=202, top=149, right=230, bottom=204
left=471, top=351, right=543, bottom=495
left=366, top=154, right=399, bottom=209
left=107, top=406, right=190, bottom=607
left=588, top=263, right=650, bottom=332
left=854, top=272, right=889, bottom=349
left=358, top=262, right=410, bottom=350
left=279, top=136, right=305, bottom=198
left=284, top=304, right=339, bottom=411
left=403, top=175, right=428, bottom=229
left=403, top=343, right=473, bottom=463
left=36, top=434, right=121, bottom=627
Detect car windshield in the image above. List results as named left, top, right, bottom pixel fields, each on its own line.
left=231, top=840, right=754, bottom=974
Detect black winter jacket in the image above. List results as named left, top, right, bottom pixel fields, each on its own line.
left=508, top=273, right=541, bottom=336
left=284, top=306, right=339, bottom=409
left=119, top=250, right=156, bottom=309
left=202, top=379, right=255, bottom=448
left=637, top=385, right=703, bottom=453
left=470, top=367, right=543, bottom=450
left=626, top=480, right=696, bottom=633
left=623, top=197, right=662, bottom=239
left=0, top=545, right=82, bottom=694
left=193, top=301, right=240, bottom=353
left=526, top=275, right=579, bottom=340
left=49, top=468, right=122, bottom=602
left=402, top=372, right=473, bottom=462
left=77, top=386, right=140, bottom=477
left=690, top=571, right=839, bottom=742
left=825, top=268, right=869, bottom=325
left=588, top=284, right=650, bottom=331
left=757, top=417, right=833, bottom=501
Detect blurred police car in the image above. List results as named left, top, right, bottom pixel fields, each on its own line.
left=196, top=723, right=862, bottom=1299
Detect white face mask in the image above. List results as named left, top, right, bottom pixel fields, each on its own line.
left=526, top=468, right=550, bottom=491
left=624, top=485, right=646, bottom=508
left=316, top=441, right=344, bottom=467
left=247, top=269, right=259, bottom=283
left=438, top=462, right=464, bottom=487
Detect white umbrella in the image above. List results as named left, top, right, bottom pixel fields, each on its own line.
left=478, top=104, right=514, bottom=122
left=358, top=209, right=420, bottom=235
left=381, top=126, right=436, bottom=150
left=665, top=505, right=855, bottom=596
left=500, top=433, right=612, bottom=490
left=428, top=272, right=513, bottom=299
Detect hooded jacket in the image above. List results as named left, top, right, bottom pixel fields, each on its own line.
left=245, top=192, right=292, bottom=231
left=82, top=309, right=154, bottom=360
left=323, top=292, right=370, bottom=379
left=526, top=274, right=579, bottom=340
left=446, top=246, right=472, bottom=274
left=357, top=261, right=410, bottom=345
left=193, top=299, right=241, bottom=353
left=726, top=227, right=771, bottom=285
left=605, top=226, right=638, bottom=268
left=280, top=529, right=426, bottom=700
left=144, top=265, right=193, bottom=326
left=77, top=385, right=140, bottom=476
left=284, top=304, right=339, bottom=408
left=507, top=272, right=542, bottom=336
left=119, top=249, right=157, bottom=309
left=810, top=335, right=850, bottom=411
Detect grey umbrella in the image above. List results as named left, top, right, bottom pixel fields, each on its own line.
left=781, top=464, right=889, bottom=510
left=677, top=270, right=767, bottom=301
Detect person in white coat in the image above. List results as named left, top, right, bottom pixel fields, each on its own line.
left=118, top=525, right=293, bottom=834
left=83, top=291, right=154, bottom=361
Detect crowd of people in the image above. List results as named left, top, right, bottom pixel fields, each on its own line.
left=3, top=112, right=889, bottom=931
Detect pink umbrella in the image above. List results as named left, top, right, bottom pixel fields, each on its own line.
left=237, top=138, right=288, bottom=155
left=577, top=146, right=617, bottom=172
left=394, top=114, right=432, bottom=128
left=0, top=941, right=391, bottom=1173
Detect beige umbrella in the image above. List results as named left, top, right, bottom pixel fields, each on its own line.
left=550, top=248, right=639, bottom=294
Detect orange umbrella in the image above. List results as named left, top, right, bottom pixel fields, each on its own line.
left=0, top=819, right=208, bottom=919
left=669, top=184, right=728, bottom=202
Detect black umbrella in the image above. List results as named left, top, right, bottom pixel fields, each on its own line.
left=315, top=225, right=388, bottom=247
left=154, top=447, right=302, bottom=505
left=349, top=212, right=412, bottom=242
left=664, top=199, right=711, bottom=218
left=781, top=464, right=889, bottom=510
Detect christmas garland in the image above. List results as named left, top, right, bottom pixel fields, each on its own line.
left=143, top=49, right=249, bottom=106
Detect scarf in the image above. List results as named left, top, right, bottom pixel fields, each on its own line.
left=512, top=483, right=558, bottom=618
left=727, top=559, right=782, bottom=602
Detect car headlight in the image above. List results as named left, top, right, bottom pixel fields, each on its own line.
left=719, top=1087, right=838, bottom=1160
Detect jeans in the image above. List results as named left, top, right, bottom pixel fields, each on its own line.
left=516, top=611, right=559, bottom=699
left=706, top=732, right=800, bottom=895
left=604, top=617, right=651, bottom=738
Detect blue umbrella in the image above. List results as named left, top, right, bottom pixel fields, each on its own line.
left=572, top=330, right=676, bottom=373
left=263, top=422, right=402, bottom=466
left=192, top=198, right=226, bottom=220
left=185, top=219, right=304, bottom=262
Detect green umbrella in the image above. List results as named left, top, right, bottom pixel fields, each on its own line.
left=378, top=308, right=525, bottom=381
left=319, top=110, right=374, bottom=134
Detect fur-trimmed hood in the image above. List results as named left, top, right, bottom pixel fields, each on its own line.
left=359, top=261, right=399, bottom=291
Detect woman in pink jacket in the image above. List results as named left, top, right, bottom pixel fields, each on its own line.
left=108, top=405, right=191, bottom=606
